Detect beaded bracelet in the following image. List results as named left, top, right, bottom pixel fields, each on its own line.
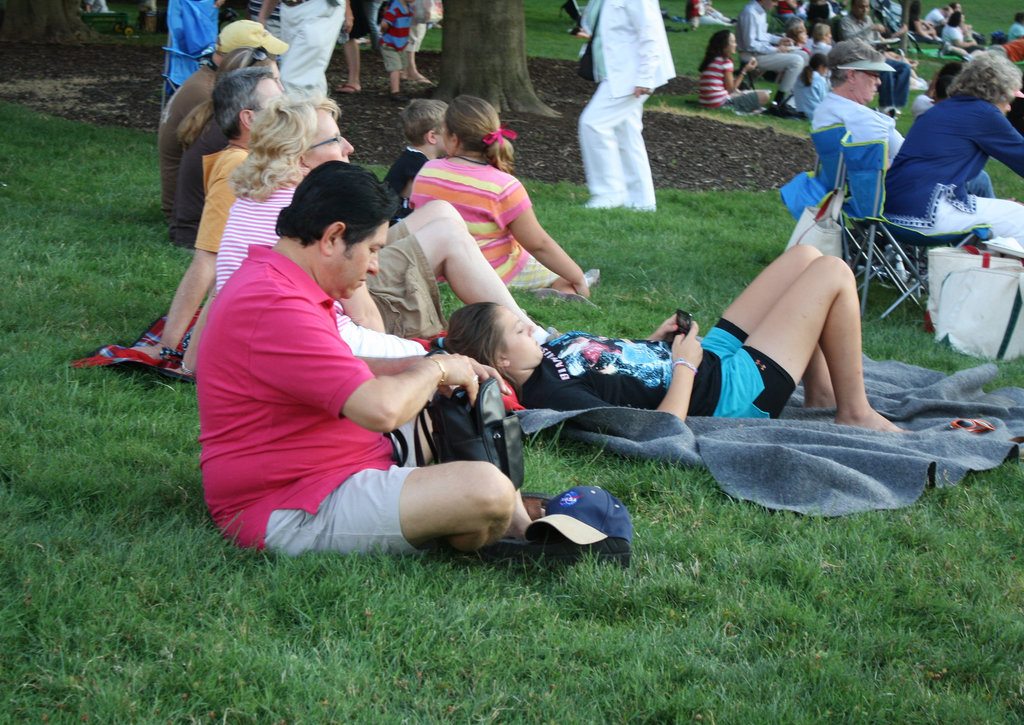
left=673, top=358, right=698, bottom=375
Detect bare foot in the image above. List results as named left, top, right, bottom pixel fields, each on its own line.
left=835, top=408, right=909, bottom=433
left=135, top=343, right=163, bottom=361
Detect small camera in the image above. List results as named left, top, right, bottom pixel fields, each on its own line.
left=673, top=309, right=692, bottom=338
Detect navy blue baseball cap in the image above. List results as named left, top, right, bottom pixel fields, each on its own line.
left=525, top=487, right=632, bottom=545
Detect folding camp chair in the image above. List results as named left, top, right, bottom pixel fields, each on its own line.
left=840, top=134, right=991, bottom=318
left=838, top=135, right=923, bottom=317
left=161, top=0, right=219, bottom=115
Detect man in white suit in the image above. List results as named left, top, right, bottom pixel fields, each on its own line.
left=577, top=0, right=675, bottom=211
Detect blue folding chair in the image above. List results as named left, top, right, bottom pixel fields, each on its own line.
left=841, top=134, right=991, bottom=318
left=839, top=134, right=923, bottom=317
left=161, top=0, right=219, bottom=114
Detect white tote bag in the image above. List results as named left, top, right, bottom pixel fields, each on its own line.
left=926, top=245, right=1022, bottom=321
left=934, top=267, right=1024, bottom=360
left=785, top=190, right=843, bottom=258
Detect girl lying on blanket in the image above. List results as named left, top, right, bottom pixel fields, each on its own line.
left=444, top=245, right=905, bottom=432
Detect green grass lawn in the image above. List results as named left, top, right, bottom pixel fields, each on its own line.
left=4, top=4, right=1024, bottom=720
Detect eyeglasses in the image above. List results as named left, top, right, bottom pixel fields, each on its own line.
left=858, top=69, right=881, bottom=79
left=241, top=46, right=270, bottom=66
left=310, top=135, right=343, bottom=150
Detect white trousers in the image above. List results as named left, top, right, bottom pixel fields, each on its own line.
left=741, top=50, right=805, bottom=93
left=279, top=0, right=347, bottom=95
left=578, top=80, right=656, bottom=210
left=930, top=195, right=1024, bottom=241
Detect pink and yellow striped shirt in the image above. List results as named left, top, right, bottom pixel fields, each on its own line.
left=410, top=158, right=533, bottom=283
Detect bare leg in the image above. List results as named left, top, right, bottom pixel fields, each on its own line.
left=802, top=347, right=837, bottom=408
left=343, top=39, right=361, bottom=90
left=402, top=50, right=430, bottom=82
left=403, top=201, right=536, bottom=328
left=398, top=461, right=525, bottom=551
left=138, top=249, right=216, bottom=360
left=742, top=255, right=904, bottom=432
left=721, top=245, right=835, bottom=406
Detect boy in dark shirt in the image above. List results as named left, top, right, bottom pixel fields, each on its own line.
left=384, top=99, right=447, bottom=221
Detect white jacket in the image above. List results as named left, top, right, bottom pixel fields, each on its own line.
left=594, top=0, right=675, bottom=98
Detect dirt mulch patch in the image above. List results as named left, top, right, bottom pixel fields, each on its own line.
left=0, top=40, right=814, bottom=191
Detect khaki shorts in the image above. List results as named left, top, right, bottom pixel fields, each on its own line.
left=368, top=222, right=447, bottom=339
left=381, top=47, right=409, bottom=72
left=407, top=22, right=426, bottom=52
left=264, top=466, right=420, bottom=556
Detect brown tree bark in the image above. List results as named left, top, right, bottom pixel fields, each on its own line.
left=434, top=0, right=557, bottom=117
left=1, top=0, right=91, bottom=43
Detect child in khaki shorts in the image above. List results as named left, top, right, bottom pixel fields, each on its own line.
left=379, top=0, right=413, bottom=102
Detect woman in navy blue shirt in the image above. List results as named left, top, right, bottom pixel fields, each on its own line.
left=885, top=52, right=1024, bottom=240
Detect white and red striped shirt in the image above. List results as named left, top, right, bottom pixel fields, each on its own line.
left=699, top=56, right=733, bottom=108
left=216, top=187, right=424, bottom=358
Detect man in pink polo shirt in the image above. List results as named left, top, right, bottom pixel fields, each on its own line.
left=196, top=162, right=531, bottom=554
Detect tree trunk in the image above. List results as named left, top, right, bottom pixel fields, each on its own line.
left=1, top=0, right=90, bottom=43
left=434, top=0, right=557, bottom=117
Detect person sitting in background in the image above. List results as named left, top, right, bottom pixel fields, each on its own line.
left=158, top=19, right=287, bottom=244
left=786, top=16, right=812, bottom=56
left=384, top=99, right=447, bottom=221
left=698, top=30, right=771, bottom=114
left=793, top=52, right=829, bottom=117
left=910, top=61, right=961, bottom=119
left=907, top=1, right=940, bottom=43
left=444, top=245, right=904, bottom=432
left=839, top=0, right=912, bottom=116
left=885, top=52, right=1024, bottom=241
left=139, top=67, right=283, bottom=366
left=412, top=95, right=594, bottom=299
left=810, top=20, right=833, bottom=55
left=941, top=10, right=983, bottom=55
left=812, top=40, right=903, bottom=161
left=736, top=0, right=806, bottom=115
left=924, top=4, right=951, bottom=29
left=197, top=161, right=533, bottom=555
left=167, top=47, right=281, bottom=250
left=1010, top=12, right=1024, bottom=42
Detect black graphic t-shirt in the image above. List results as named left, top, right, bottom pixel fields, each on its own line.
left=520, top=332, right=722, bottom=415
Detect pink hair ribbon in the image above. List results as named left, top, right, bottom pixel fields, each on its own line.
left=482, top=124, right=517, bottom=146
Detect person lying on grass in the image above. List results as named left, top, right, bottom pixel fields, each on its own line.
left=444, top=245, right=905, bottom=432
left=197, top=161, right=534, bottom=554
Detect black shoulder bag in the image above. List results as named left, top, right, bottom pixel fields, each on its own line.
left=576, top=11, right=599, bottom=81
left=428, top=377, right=525, bottom=489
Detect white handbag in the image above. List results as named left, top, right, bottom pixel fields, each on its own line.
left=926, top=245, right=1022, bottom=321
left=934, top=266, right=1024, bottom=360
left=785, top=190, right=843, bottom=258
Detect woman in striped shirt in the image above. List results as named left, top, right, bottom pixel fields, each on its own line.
left=410, top=95, right=593, bottom=299
left=698, top=30, right=770, bottom=113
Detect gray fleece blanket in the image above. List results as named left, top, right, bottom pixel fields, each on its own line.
left=517, top=359, right=1024, bottom=516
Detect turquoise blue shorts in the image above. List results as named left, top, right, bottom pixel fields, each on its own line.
left=702, top=326, right=770, bottom=418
